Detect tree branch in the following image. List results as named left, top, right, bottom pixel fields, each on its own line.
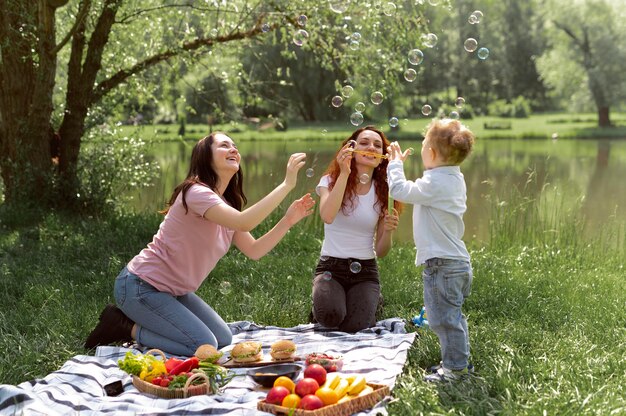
left=51, top=0, right=91, bottom=56
left=553, top=20, right=583, bottom=49
left=91, top=15, right=270, bottom=103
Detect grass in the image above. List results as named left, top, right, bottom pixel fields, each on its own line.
left=117, top=112, right=626, bottom=143
left=0, top=180, right=624, bottom=415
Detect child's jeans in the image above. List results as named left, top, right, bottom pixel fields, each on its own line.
left=423, top=257, right=473, bottom=371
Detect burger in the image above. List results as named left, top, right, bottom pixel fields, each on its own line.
left=270, top=339, right=297, bottom=361
left=231, top=341, right=263, bottom=363
left=194, top=344, right=223, bottom=363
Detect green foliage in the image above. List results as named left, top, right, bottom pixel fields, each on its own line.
left=487, top=96, right=532, bottom=118
left=74, top=129, right=160, bottom=213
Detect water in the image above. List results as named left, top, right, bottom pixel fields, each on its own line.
left=129, top=138, right=626, bottom=245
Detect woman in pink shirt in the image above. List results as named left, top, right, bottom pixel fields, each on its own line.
left=84, top=132, right=314, bottom=356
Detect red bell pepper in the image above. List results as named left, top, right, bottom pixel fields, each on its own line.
left=165, top=357, right=183, bottom=373
left=168, top=356, right=200, bottom=376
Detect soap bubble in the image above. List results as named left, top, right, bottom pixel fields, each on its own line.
left=422, top=33, right=438, bottom=48
left=428, top=0, right=440, bottom=5
left=455, top=97, right=465, bottom=108
left=261, top=23, right=270, bottom=32
left=331, top=95, right=344, bottom=107
left=351, top=32, right=361, bottom=42
left=404, top=68, right=417, bottom=82
left=359, top=173, right=370, bottom=184
left=382, top=2, right=397, bottom=16
left=469, top=10, right=483, bottom=24
left=349, top=40, right=360, bottom=50
left=408, top=49, right=424, bottom=65
left=219, top=281, right=232, bottom=295
left=306, top=168, right=315, bottom=177
left=350, top=261, right=362, bottom=273
left=370, top=91, right=384, bottom=105
left=464, top=38, right=478, bottom=52
left=350, top=112, right=364, bottom=126
left=477, top=47, right=490, bottom=60
left=293, top=29, right=309, bottom=46
left=330, top=1, right=348, bottom=13
left=421, top=104, right=432, bottom=116
left=297, top=15, right=308, bottom=26
left=322, top=129, right=328, bottom=135
left=389, top=117, right=399, bottom=128
left=551, top=132, right=559, bottom=140
left=210, top=28, right=219, bottom=37
left=449, top=111, right=460, bottom=120
left=341, top=85, right=354, bottom=97
left=354, top=102, right=366, bottom=112
left=322, top=271, right=333, bottom=281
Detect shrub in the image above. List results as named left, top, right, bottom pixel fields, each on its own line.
left=487, top=96, right=532, bottom=118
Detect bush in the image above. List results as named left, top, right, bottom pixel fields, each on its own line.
left=487, top=96, right=532, bottom=118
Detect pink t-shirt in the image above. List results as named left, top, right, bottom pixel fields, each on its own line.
left=127, top=184, right=235, bottom=296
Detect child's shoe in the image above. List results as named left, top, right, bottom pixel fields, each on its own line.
left=424, top=366, right=470, bottom=383
left=428, top=361, right=474, bottom=374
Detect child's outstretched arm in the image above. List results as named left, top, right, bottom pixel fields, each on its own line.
left=387, top=142, right=435, bottom=204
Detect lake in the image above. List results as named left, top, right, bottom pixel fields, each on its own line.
left=129, top=137, right=626, bottom=246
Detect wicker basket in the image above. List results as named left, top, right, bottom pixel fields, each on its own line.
left=257, top=383, right=390, bottom=415
left=130, top=349, right=213, bottom=399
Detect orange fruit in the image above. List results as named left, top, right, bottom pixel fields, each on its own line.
left=273, top=376, right=295, bottom=393
left=281, top=393, right=301, bottom=409
left=315, top=386, right=339, bottom=406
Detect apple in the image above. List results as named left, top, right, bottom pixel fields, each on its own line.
left=304, top=363, right=327, bottom=386
left=299, top=394, right=324, bottom=410
left=295, top=377, right=320, bottom=397
left=266, top=386, right=290, bottom=405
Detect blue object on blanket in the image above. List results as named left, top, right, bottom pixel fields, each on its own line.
left=411, top=306, right=429, bottom=329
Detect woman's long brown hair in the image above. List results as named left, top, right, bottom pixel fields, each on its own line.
left=161, top=133, right=246, bottom=214
left=323, top=125, right=403, bottom=216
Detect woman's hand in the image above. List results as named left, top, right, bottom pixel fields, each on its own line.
left=284, top=153, right=307, bottom=189
left=387, top=142, right=410, bottom=162
left=285, top=193, right=316, bottom=226
left=336, top=143, right=353, bottom=175
left=382, top=208, right=399, bottom=232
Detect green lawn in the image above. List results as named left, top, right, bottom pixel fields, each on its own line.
left=0, top=182, right=624, bottom=414
left=117, top=112, right=626, bottom=143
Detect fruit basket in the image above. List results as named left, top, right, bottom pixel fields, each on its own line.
left=257, top=383, right=390, bottom=416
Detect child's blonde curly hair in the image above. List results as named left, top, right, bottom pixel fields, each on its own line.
left=426, top=119, right=475, bottom=165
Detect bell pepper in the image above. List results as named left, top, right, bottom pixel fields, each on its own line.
left=165, top=357, right=183, bottom=373
left=139, top=360, right=167, bottom=382
left=169, top=356, right=200, bottom=376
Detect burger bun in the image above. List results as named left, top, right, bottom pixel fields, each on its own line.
left=270, top=339, right=297, bottom=360
left=231, top=341, right=263, bottom=363
left=194, top=344, right=223, bottom=363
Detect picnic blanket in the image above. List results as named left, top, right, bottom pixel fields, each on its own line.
left=0, top=318, right=416, bottom=416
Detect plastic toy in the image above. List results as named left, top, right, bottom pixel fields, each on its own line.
left=411, top=306, right=429, bottom=329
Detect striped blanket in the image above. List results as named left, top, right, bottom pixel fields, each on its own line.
left=0, top=318, right=415, bottom=415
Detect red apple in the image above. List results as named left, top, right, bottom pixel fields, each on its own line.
left=266, top=386, right=290, bottom=405
left=299, top=394, right=324, bottom=410
left=304, top=363, right=327, bottom=386
left=295, top=378, right=320, bottom=397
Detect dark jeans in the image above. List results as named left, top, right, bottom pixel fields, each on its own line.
left=312, top=256, right=380, bottom=332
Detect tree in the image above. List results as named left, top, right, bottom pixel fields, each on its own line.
left=536, top=0, right=626, bottom=126
left=1, top=0, right=451, bottom=209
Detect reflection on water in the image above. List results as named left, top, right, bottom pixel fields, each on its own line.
left=130, top=138, right=626, bottom=245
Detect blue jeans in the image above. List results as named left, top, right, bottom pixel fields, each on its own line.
left=422, top=258, right=473, bottom=371
left=114, top=267, right=232, bottom=356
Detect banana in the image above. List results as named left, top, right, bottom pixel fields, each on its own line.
left=337, top=395, right=352, bottom=404
left=347, top=375, right=366, bottom=395
left=334, top=378, right=350, bottom=398
left=357, top=385, right=374, bottom=397
left=343, top=374, right=356, bottom=384
left=322, top=372, right=341, bottom=390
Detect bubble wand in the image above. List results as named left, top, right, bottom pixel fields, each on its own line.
left=349, top=147, right=414, bottom=159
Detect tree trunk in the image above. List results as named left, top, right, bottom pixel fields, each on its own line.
left=598, top=106, right=610, bottom=128
left=0, top=1, right=57, bottom=206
